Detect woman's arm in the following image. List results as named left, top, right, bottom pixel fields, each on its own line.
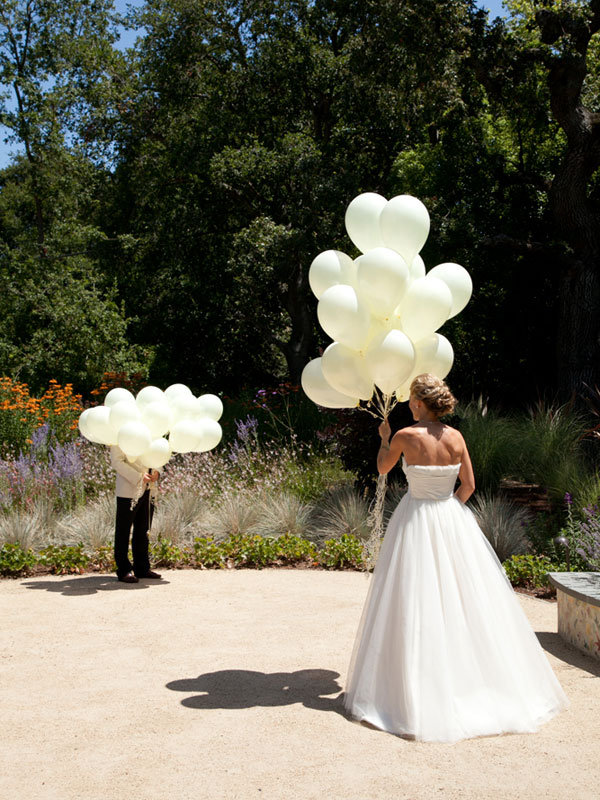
left=455, top=435, right=475, bottom=503
left=377, top=420, right=405, bottom=475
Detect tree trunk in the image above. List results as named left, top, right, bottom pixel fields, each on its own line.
left=539, top=5, right=600, bottom=396
left=280, top=262, right=314, bottom=384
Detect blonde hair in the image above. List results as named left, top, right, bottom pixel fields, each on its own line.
left=410, top=373, right=457, bottom=417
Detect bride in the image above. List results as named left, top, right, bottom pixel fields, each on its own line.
left=344, top=374, right=568, bottom=742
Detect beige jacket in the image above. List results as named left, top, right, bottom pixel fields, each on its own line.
left=110, top=446, right=160, bottom=500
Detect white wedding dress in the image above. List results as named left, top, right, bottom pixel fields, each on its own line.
left=344, top=458, right=569, bottom=742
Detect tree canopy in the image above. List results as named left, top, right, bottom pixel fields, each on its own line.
left=0, top=0, right=598, bottom=403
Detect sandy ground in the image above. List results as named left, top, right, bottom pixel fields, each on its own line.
left=0, top=569, right=598, bottom=800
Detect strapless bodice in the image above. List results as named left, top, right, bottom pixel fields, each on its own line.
left=402, top=457, right=460, bottom=500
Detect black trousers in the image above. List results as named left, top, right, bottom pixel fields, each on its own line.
left=114, top=491, right=154, bottom=578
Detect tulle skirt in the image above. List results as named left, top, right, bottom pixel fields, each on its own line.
left=344, top=494, right=569, bottom=742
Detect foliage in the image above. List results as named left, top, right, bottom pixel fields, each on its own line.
left=311, top=486, right=371, bottom=542
left=455, top=399, right=519, bottom=494
left=470, top=493, right=530, bottom=562
left=38, top=543, right=89, bottom=575
left=0, top=542, right=36, bottom=576
left=0, top=377, right=82, bottom=455
left=318, top=534, right=366, bottom=570
left=502, top=554, right=556, bottom=588
left=150, top=536, right=187, bottom=568
left=572, top=503, right=600, bottom=570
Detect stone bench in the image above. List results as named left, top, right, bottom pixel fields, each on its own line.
left=547, top=572, right=600, bottom=661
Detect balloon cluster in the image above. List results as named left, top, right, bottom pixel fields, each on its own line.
left=78, top=384, right=223, bottom=468
left=301, top=193, right=472, bottom=416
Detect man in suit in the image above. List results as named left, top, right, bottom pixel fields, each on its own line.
left=110, top=445, right=162, bottom=584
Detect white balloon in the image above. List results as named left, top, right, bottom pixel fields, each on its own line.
left=196, top=393, right=223, bottom=422
left=395, top=334, right=455, bottom=401
left=141, top=437, right=172, bottom=469
left=301, top=358, right=359, bottom=409
left=379, top=195, right=430, bottom=265
left=86, top=406, right=117, bottom=445
left=109, top=400, right=141, bottom=436
left=103, top=387, right=135, bottom=408
left=141, top=401, right=172, bottom=438
left=136, top=385, right=165, bottom=410
left=356, top=247, right=410, bottom=318
left=321, top=342, right=374, bottom=401
left=344, top=192, right=387, bottom=253
left=364, top=330, right=415, bottom=395
left=410, top=254, right=426, bottom=281
left=317, top=284, right=371, bottom=351
left=117, top=421, right=152, bottom=459
left=396, top=276, right=452, bottom=341
left=414, top=333, right=454, bottom=379
left=426, top=262, right=472, bottom=318
left=78, top=408, right=101, bottom=443
left=171, top=394, right=199, bottom=424
left=308, top=250, right=356, bottom=299
left=194, top=418, right=222, bottom=452
left=169, top=419, right=202, bottom=453
left=164, top=383, right=193, bottom=404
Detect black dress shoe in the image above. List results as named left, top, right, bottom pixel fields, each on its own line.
left=118, top=572, right=139, bottom=583
left=139, top=570, right=162, bottom=579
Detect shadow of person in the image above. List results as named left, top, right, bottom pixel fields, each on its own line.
left=536, top=631, right=600, bottom=677
left=20, top=574, right=169, bottom=596
left=166, top=668, right=345, bottom=714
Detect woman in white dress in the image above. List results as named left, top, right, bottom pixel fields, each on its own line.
left=344, top=374, right=568, bottom=742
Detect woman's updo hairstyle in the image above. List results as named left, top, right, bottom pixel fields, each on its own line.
left=409, top=373, right=457, bottom=417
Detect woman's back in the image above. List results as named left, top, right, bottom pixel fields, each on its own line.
left=399, top=422, right=464, bottom=467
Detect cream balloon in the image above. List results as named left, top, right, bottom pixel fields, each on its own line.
left=103, top=387, right=135, bottom=408
left=364, top=330, right=415, bottom=395
left=141, top=401, right=172, bottom=438
left=135, top=385, right=165, bottom=410
left=194, top=418, right=222, bottom=452
left=396, top=276, right=452, bottom=342
left=170, top=394, right=199, bottom=424
left=169, top=420, right=202, bottom=453
left=117, top=421, right=152, bottom=459
left=317, top=284, right=371, bottom=351
left=426, top=262, right=472, bottom=318
left=395, top=334, right=455, bottom=401
left=410, top=254, right=426, bottom=281
left=308, top=250, right=356, bottom=299
left=301, top=358, right=359, bottom=409
left=379, top=195, right=430, bottom=265
left=164, top=383, right=193, bottom=404
left=109, top=400, right=141, bottom=436
left=321, top=342, right=374, bottom=401
left=413, top=333, right=454, bottom=379
left=78, top=408, right=101, bottom=443
left=86, top=406, right=117, bottom=445
left=141, top=437, right=172, bottom=469
left=356, top=247, right=410, bottom=318
left=196, top=393, right=223, bottom=421
left=344, top=192, right=387, bottom=253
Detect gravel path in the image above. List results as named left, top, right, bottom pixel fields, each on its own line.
left=1, top=570, right=598, bottom=800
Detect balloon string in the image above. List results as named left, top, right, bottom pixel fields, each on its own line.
left=362, top=391, right=393, bottom=572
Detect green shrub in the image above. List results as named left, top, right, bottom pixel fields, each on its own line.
left=150, top=536, right=188, bottom=568
left=318, top=534, right=365, bottom=570
left=502, top=554, right=568, bottom=588
left=456, top=400, right=518, bottom=494
left=275, top=533, right=318, bottom=564
left=282, top=454, right=355, bottom=503
left=0, top=542, right=36, bottom=576
left=192, top=536, right=226, bottom=568
left=38, top=543, right=89, bottom=575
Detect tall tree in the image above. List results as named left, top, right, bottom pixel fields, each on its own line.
left=0, top=0, right=145, bottom=391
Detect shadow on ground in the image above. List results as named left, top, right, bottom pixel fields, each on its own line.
left=166, top=668, right=346, bottom=714
left=20, top=574, right=170, bottom=596
left=536, top=631, right=600, bottom=677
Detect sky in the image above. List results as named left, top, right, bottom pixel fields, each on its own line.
left=0, top=1, right=507, bottom=170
